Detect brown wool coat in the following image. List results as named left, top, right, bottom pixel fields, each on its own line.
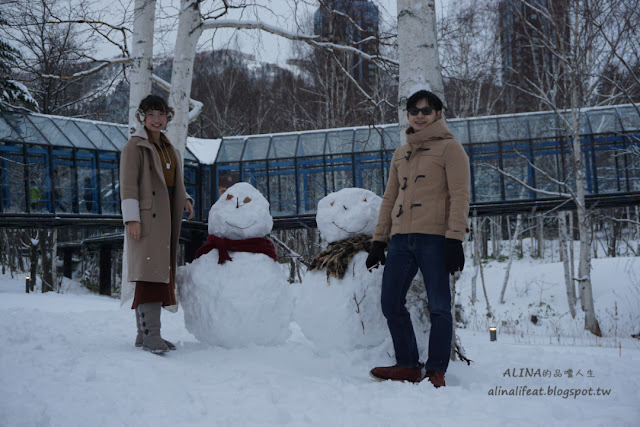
left=372, top=118, right=470, bottom=243
left=120, top=126, right=191, bottom=283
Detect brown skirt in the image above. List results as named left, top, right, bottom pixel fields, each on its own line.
left=131, top=268, right=177, bottom=309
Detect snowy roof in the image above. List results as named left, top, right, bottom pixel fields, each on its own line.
left=215, top=103, right=640, bottom=162
left=0, top=112, right=199, bottom=162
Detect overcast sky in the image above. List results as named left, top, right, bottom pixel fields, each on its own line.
left=92, top=0, right=453, bottom=66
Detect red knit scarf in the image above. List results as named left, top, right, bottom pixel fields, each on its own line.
left=194, top=234, right=278, bottom=264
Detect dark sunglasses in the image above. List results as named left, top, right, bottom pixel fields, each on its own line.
left=408, top=107, right=433, bottom=116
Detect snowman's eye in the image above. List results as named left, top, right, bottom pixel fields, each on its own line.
left=243, top=197, right=251, bottom=204
left=226, top=194, right=234, bottom=200
left=364, top=198, right=367, bottom=202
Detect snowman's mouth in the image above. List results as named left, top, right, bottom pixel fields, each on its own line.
left=225, top=221, right=256, bottom=230
left=332, top=221, right=368, bottom=234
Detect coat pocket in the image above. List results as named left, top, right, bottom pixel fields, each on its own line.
left=139, top=199, right=152, bottom=237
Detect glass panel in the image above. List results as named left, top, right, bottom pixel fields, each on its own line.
left=499, top=117, right=529, bottom=141
left=297, top=156, right=325, bottom=214
left=54, top=119, right=95, bottom=149
left=528, top=113, right=560, bottom=139
left=502, top=141, right=532, bottom=200
left=325, top=154, right=353, bottom=193
left=326, top=130, right=353, bottom=154
left=74, top=122, right=116, bottom=151
left=297, top=132, right=325, bottom=157
left=27, top=115, right=73, bottom=147
left=587, top=109, right=621, bottom=134
left=531, top=139, right=573, bottom=195
left=52, top=149, right=75, bottom=212
left=243, top=161, right=268, bottom=201
left=216, top=165, right=241, bottom=199
left=447, top=120, right=469, bottom=145
left=217, top=138, right=245, bottom=162
left=269, top=134, right=297, bottom=159
left=77, top=151, right=98, bottom=213
left=0, top=115, right=21, bottom=141
left=184, top=165, right=198, bottom=219
left=26, top=144, right=51, bottom=212
left=184, top=147, right=198, bottom=162
left=97, top=123, right=128, bottom=151
left=3, top=113, right=46, bottom=144
left=200, top=166, right=212, bottom=218
left=242, top=136, right=270, bottom=161
left=469, top=143, right=502, bottom=202
left=0, top=142, right=26, bottom=212
left=381, top=125, right=400, bottom=150
left=99, top=152, right=120, bottom=214
left=354, top=127, right=382, bottom=152
left=617, top=106, right=640, bottom=132
left=469, top=118, right=498, bottom=143
left=268, top=158, right=297, bottom=216
left=354, top=152, right=383, bottom=196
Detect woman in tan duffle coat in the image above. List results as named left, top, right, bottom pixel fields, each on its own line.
left=120, top=95, right=194, bottom=355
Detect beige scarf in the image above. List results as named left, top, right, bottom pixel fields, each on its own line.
left=310, top=234, right=372, bottom=280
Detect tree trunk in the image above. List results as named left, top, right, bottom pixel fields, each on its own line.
left=128, top=0, right=156, bottom=133
left=397, top=0, right=444, bottom=145
left=558, top=211, right=576, bottom=318
left=39, top=229, right=57, bottom=293
left=499, top=214, right=522, bottom=304
left=570, top=35, right=601, bottom=335
left=167, top=0, right=203, bottom=156
left=470, top=217, right=478, bottom=304
left=28, top=230, right=38, bottom=292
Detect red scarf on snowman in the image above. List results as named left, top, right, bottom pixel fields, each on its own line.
left=194, top=234, right=278, bottom=264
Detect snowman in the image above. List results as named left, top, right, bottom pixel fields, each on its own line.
left=177, top=182, right=292, bottom=348
left=293, top=187, right=389, bottom=351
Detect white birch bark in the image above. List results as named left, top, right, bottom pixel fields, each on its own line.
left=128, top=0, right=156, bottom=134
left=397, top=0, right=444, bottom=145
left=570, top=4, right=600, bottom=335
left=166, top=0, right=204, bottom=157
left=499, top=214, right=522, bottom=304
left=558, top=211, right=577, bottom=318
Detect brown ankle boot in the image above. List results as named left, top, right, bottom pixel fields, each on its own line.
left=370, top=364, right=424, bottom=383
left=424, top=369, right=446, bottom=388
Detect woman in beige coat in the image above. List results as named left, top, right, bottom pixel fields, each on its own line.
left=120, top=95, right=194, bottom=354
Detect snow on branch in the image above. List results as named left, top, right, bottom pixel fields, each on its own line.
left=41, top=57, right=132, bottom=80
left=201, top=19, right=398, bottom=69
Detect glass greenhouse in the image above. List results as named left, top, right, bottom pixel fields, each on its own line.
left=1, top=104, right=639, bottom=222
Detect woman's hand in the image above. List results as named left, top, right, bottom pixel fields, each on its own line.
left=184, top=199, right=194, bottom=220
left=126, top=221, right=141, bottom=240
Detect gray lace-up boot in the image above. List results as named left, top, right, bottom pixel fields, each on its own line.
left=135, top=309, right=176, bottom=350
left=137, top=302, right=170, bottom=354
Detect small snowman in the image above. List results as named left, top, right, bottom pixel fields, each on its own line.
left=177, top=182, right=292, bottom=348
left=293, top=187, right=389, bottom=351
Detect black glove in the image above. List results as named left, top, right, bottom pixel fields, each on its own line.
left=444, top=238, right=465, bottom=275
left=366, top=241, right=387, bottom=270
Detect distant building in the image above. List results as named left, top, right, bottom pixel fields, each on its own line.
left=499, top=0, right=569, bottom=112
left=313, top=0, right=380, bottom=89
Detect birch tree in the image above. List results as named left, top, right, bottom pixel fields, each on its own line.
left=396, top=0, right=443, bottom=142
left=128, top=0, right=156, bottom=133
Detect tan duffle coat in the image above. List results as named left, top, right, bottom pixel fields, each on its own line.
left=120, top=126, right=191, bottom=284
left=373, top=118, right=470, bottom=243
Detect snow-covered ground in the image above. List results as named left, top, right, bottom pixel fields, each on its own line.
left=1, top=252, right=639, bottom=427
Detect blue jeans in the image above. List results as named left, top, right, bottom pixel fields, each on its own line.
left=381, top=234, right=452, bottom=372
